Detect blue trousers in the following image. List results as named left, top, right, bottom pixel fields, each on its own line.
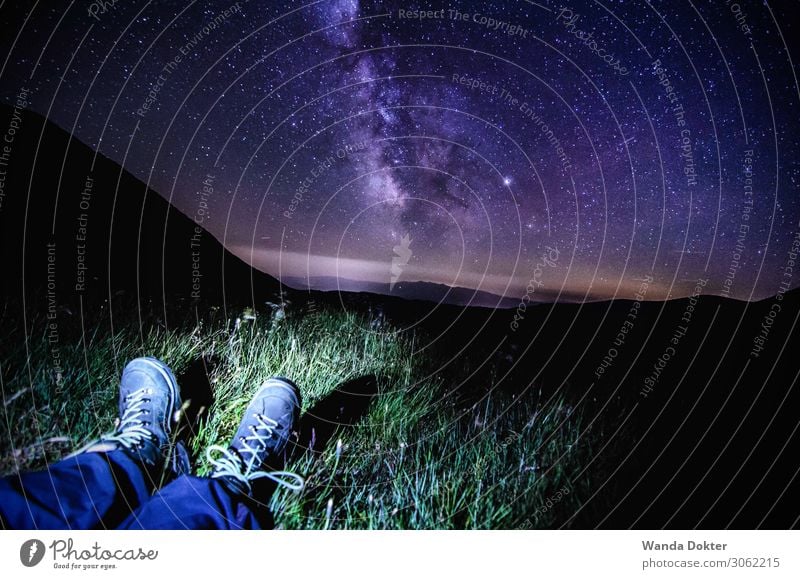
left=0, top=451, right=273, bottom=529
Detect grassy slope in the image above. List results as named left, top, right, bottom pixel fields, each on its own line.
left=0, top=299, right=604, bottom=529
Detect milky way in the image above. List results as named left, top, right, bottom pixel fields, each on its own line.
left=2, top=0, right=799, bottom=302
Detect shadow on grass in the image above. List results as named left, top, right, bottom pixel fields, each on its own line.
left=175, top=356, right=217, bottom=443
left=295, top=374, right=379, bottom=456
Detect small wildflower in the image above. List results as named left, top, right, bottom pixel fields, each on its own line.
left=325, top=498, right=334, bottom=529
left=173, top=400, right=191, bottom=423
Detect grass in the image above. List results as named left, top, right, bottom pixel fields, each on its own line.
left=0, top=297, right=606, bottom=529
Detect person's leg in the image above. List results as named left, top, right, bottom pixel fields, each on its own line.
left=118, top=475, right=274, bottom=529
left=0, top=357, right=188, bottom=530
left=0, top=450, right=159, bottom=530
left=119, top=377, right=304, bottom=530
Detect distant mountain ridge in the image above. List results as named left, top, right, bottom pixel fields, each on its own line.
left=282, top=276, right=523, bottom=308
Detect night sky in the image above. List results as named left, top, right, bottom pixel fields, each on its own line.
left=1, top=0, right=799, bottom=302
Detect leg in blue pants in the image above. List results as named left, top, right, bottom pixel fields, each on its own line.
left=0, top=451, right=156, bottom=530
left=119, top=475, right=273, bottom=530
left=0, top=450, right=271, bottom=530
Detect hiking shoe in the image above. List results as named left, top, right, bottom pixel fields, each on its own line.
left=206, top=377, right=304, bottom=496
left=75, top=357, right=189, bottom=475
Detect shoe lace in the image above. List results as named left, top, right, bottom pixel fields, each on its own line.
left=206, top=413, right=304, bottom=493
left=100, top=388, right=155, bottom=450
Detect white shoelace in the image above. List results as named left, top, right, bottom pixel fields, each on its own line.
left=67, top=388, right=155, bottom=458
left=207, top=413, right=305, bottom=492
left=102, top=388, right=154, bottom=449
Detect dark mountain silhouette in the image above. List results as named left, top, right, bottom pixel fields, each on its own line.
left=282, top=275, right=524, bottom=308
left=0, top=104, right=284, bottom=314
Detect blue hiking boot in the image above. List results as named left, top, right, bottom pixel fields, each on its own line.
left=207, top=377, right=304, bottom=496
left=76, top=357, right=190, bottom=476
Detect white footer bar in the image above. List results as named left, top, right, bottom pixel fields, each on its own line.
left=1, top=531, right=797, bottom=578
